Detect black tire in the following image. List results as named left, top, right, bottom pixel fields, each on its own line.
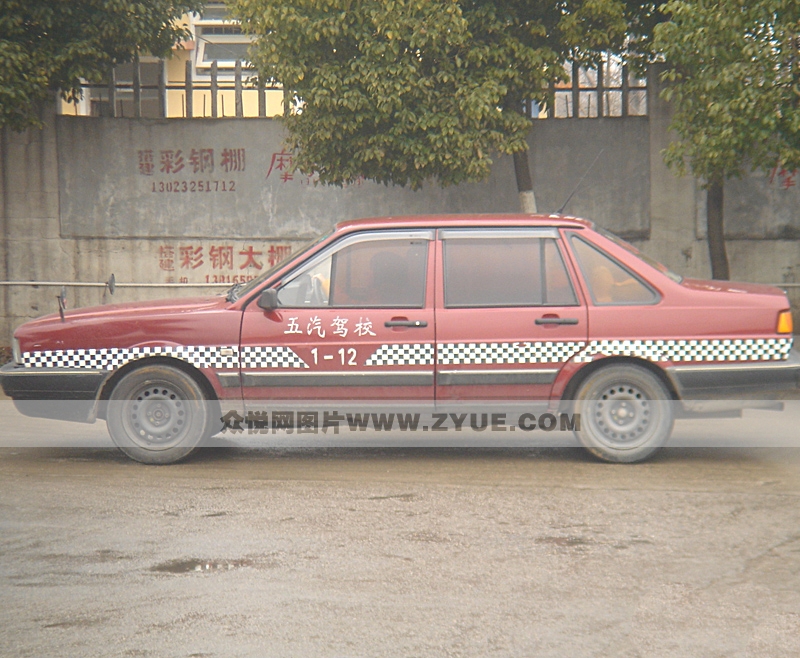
left=573, top=364, right=673, bottom=463
left=107, top=364, right=209, bottom=464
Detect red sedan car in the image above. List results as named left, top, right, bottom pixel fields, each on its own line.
left=2, top=214, right=797, bottom=463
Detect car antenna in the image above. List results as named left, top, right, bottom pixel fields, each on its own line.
left=556, top=148, right=605, bottom=215
left=57, top=286, right=67, bottom=322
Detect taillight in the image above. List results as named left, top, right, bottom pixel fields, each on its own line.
left=777, top=310, right=793, bottom=334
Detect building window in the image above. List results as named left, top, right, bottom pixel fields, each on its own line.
left=193, top=2, right=253, bottom=77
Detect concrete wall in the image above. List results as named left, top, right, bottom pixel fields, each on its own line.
left=55, top=114, right=651, bottom=241
left=2, top=81, right=799, bottom=344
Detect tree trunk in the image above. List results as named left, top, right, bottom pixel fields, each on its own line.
left=706, top=176, right=730, bottom=280
left=513, top=149, right=537, bottom=214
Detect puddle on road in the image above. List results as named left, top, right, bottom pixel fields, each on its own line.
left=535, top=535, right=592, bottom=547
left=367, top=493, right=416, bottom=501
left=150, top=557, right=267, bottom=574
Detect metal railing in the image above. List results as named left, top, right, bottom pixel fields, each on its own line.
left=63, top=54, right=647, bottom=121
left=73, top=56, right=281, bottom=119
left=3, top=280, right=799, bottom=290
left=0, top=281, right=226, bottom=289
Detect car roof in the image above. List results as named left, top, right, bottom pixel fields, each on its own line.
left=335, top=213, right=594, bottom=232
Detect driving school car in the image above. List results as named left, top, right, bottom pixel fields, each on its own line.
left=2, top=214, right=798, bottom=464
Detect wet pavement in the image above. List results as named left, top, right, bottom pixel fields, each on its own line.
left=2, top=443, right=800, bottom=657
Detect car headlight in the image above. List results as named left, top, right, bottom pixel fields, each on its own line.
left=12, top=337, right=21, bottom=364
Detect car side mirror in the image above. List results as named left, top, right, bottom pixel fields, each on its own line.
left=257, top=288, right=280, bottom=311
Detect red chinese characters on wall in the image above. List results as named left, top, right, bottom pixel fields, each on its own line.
left=239, top=246, right=263, bottom=270
left=264, top=150, right=324, bottom=185
left=138, top=150, right=155, bottom=176
left=158, top=245, right=175, bottom=271
left=266, top=150, right=294, bottom=183
left=156, top=243, right=295, bottom=284
left=221, top=148, right=245, bottom=173
left=267, top=245, right=292, bottom=266
left=189, top=149, right=214, bottom=174
left=769, top=165, right=798, bottom=190
left=209, top=246, right=234, bottom=270
left=138, top=147, right=245, bottom=193
left=180, top=246, right=204, bottom=270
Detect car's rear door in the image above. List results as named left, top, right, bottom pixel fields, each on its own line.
left=434, top=228, right=588, bottom=401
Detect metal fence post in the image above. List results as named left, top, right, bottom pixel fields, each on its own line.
left=571, top=60, right=580, bottom=118
left=596, top=57, right=604, bottom=118
left=621, top=63, right=629, bottom=118
left=133, top=51, right=141, bottom=118
left=258, top=74, right=266, bottom=117
left=185, top=59, right=193, bottom=118
left=158, top=59, right=167, bottom=118
left=211, top=61, right=218, bottom=118
left=235, top=60, right=243, bottom=118
left=108, top=66, right=117, bottom=117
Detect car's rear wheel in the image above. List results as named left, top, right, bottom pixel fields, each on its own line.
left=107, top=364, right=209, bottom=464
left=573, top=364, right=673, bottom=463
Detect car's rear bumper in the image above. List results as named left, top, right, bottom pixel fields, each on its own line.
left=665, top=349, right=800, bottom=405
left=0, top=362, right=109, bottom=422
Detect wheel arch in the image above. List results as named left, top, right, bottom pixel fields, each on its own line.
left=559, top=356, right=680, bottom=406
left=96, top=356, right=220, bottom=420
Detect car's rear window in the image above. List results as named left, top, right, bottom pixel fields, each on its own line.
left=571, top=236, right=659, bottom=305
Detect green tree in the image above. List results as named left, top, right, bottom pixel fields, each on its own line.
left=653, top=0, right=800, bottom=280
left=231, top=0, right=638, bottom=212
left=0, top=0, right=202, bottom=131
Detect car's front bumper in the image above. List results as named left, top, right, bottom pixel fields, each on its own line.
left=0, top=362, right=109, bottom=422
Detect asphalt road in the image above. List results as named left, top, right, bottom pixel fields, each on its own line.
left=2, top=440, right=800, bottom=657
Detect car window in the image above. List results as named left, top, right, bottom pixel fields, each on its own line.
left=443, top=235, right=577, bottom=307
left=277, top=235, right=429, bottom=308
left=570, top=236, right=658, bottom=305
left=543, top=239, right=579, bottom=305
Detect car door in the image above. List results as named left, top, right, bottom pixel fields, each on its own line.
left=434, top=228, right=588, bottom=401
left=239, top=229, right=435, bottom=402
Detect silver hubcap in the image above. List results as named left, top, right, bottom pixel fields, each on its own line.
left=128, top=385, right=187, bottom=447
left=589, top=384, right=652, bottom=445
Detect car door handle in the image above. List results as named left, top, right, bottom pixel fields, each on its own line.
left=385, top=320, right=428, bottom=328
left=535, top=317, right=579, bottom=325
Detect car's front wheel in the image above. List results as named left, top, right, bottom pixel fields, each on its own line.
left=572, top=364, right=674, bottom=463
left=107, top=364, right=209, bottom=464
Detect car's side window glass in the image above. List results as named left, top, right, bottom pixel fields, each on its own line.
left=543, top=239, right=578, bottom=305
left=443, top=236, right=578, bottom=308
left=278, top=236, right=428, bottom=308
left=570, top=236, right=658, bottom=305
left=330, top=238, right=428, bottom=307
left=277, top=256, right=333, bottom=307
left=444, top=237, right=542, bottom=307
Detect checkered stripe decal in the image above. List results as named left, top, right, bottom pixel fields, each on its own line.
left=21, top=337, right=792, bottom=371
left=438, top=342, right=586, bottom=365
left=239, top=346, right=309, bottom=369
left=365, top=343, right=434, bottom=366
left=21, top=345, right=308, bottom=370
left=575, top=338, right=793, bottom=363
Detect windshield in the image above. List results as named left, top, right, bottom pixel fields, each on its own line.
left=598, top=228, right=684, bottom=284
left=226, top=232, right=332, bottom=302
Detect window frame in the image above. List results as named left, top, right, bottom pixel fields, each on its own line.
left=192, top=3, right=254, bottom=78
left=275, top=229, right=434, bottom=310
left=440, top=228, right=580, bottom=309
left=568, top=233, right=661, bottom=306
